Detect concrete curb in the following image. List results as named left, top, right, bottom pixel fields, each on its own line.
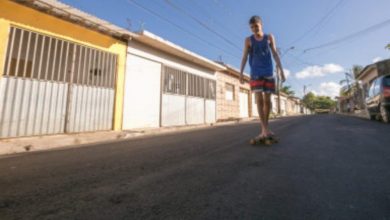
left=337, top=111, right=369, bottom=120
left=0, top=117, right=261, bottom=156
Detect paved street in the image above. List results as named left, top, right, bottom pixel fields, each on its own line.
left=1, top=115, right=390, bottom=220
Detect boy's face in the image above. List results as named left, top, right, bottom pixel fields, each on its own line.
left=250, top=22, right=262, bottom=34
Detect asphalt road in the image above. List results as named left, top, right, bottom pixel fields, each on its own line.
left=1, top=115, right=390, bottom=220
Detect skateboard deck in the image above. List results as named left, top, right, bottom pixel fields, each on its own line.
left=250, top=136, right=279, bottom=146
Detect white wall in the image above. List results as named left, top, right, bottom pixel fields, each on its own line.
left=252, top=93, right=258, bottom=117
left=205, top=100, right=216, bottom=123
left=239, top=91, right=249, bottom=118
left=128, top=41, right=216, bottom=81
left=162, top=94, right=185, bottom=126
left=186, top=97, right=205, bottom=124
left=122, top=54, right=162, bottom=130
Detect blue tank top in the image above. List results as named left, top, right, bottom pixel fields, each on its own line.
left=248, top=34, right=274, bottom=79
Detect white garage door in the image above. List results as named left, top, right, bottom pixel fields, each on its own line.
left=122, top=54, right=161, bottom=129
left=252, top=93, right=258, bottom=117
left=239, top=89, right=249, bottom=118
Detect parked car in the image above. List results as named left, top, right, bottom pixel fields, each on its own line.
left=366, top=75, right=390, bottom=123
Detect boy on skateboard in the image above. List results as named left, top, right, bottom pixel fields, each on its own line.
left=239, top=15, right=286, bottom=145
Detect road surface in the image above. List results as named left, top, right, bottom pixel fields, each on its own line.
left=1, top=115, right=390, bottom=220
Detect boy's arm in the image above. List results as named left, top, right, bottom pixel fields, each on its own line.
left=269, top=34, right=286, bottom=83
left=240, top=37, right=250, bottom=84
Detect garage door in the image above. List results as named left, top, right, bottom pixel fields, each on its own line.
left=122, top=54, right=161, bottom=129
left=239, top=89, right=249, bottom=118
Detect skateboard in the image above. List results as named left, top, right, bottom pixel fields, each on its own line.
left=250, top=135, right=279, bottom=146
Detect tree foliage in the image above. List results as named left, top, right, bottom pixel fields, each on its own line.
left=302, top=92, right=336, bottom=110
left=352, top=65, right=363, bottom=79
left=280, top=85, right=295, bottom=96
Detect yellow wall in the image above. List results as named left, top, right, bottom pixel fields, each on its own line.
left=0, top=0, right=127, bottom=131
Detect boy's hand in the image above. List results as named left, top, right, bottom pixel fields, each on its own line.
left=281, top=72, right=286, bottom=83
left=277, top=65, right=286, bottom=83
left=239, top=74, right=244, bottom=84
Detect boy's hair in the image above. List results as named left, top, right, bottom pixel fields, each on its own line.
left=249, top=15, right=262, bottom=25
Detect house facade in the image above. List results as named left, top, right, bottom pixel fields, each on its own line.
left=215, top=64, right=252, bottom=121
left=0, top=0, right=129, bottom=138
left=122, top=31, right=225, bottom=129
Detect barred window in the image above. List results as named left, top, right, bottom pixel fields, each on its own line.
left=162, top=65, right=215, bottom=99
left=188, top=74, right=205, bottom=98
left=163, top=66, right=186, bottom=95
left=3, top=26, right=117, bottom=88
left=205, top=79, right=216, bottom=100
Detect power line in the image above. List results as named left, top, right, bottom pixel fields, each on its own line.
left=127, top=0, right=241, bottom=59
left=286, top=53, right=320, bottom=66
left=163, top=0, right=242, bottom=51
left=188, top=0, right=242, bottom=41
left=212, top=0, right=235, bottom=17
left=212, top=0, right=249, bottom=35
left=309, top=1, right=348, bottom=40
left=287, top=0, right=346, bottom=47
left=304, top=18, right=390, bottom=53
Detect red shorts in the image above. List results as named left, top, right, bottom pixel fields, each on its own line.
left=250, top=77, right=276, bottom=93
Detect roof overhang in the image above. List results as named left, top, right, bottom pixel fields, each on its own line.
left=356, top=64, right=376, bottom=81
left=133, top=31, right=226, bottom=71
left=14, top=0, right=227, bottom=72
left=12, top=0, right=138, bottom=41
left=215, top=61, right=250, bottom=81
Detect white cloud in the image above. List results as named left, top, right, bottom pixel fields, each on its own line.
left=373, top=57, right=382, bottom=63
left=316, top=82, right=341, bottom=98
left=295, top=64, right=344, bottom=79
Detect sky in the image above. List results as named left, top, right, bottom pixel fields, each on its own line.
left=62, top=0, right=390, bottom=98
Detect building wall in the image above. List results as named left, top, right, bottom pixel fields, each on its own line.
left=128, top=40, right=216, bottom=80
left=0, top=0, right=127, bottom=131
left=360, top=68, right=378, bottom=87
left=216, top=71, right=251, bottom=121
left=125, top=40, right=218, bottom=128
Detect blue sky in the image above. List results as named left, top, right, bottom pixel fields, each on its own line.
left=62, top=0, right=390, bottom=98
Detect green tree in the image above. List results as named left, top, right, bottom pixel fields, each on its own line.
left=339, top=80, right=359, bottom=98
left=313, top=96, right=336, bottom=110
left=302, top=92, right=316, bottom=110
left=386, top=43, right=390, bottom=50
left=303, top=93, right=336, bottom=110
left=280, top=85, right=295, bottom=96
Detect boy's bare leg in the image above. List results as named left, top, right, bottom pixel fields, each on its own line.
left=256, top=92, right=267, bottom=138
left=263, top=93, right=273, bottom=136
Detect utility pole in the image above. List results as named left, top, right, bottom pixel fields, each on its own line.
left=344, top=71, right=353, bottom=112
left=303, top=85, right=307, bottom=115
left=303, top=84, right=311, bottom=114
left=303, top=85, right=307, bottom=96
left=277, top=68, right=282, bottom=115
left=276, top=46, right=295, bottom=115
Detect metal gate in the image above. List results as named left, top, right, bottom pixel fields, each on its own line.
left=161, top=66, right=216, bottom=126
left=0, top=26, right=117, bottom=138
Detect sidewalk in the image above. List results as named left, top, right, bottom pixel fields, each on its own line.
left=0, top=117, right=259, bottom=156
left=338, top=109, right=369, bottom=119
